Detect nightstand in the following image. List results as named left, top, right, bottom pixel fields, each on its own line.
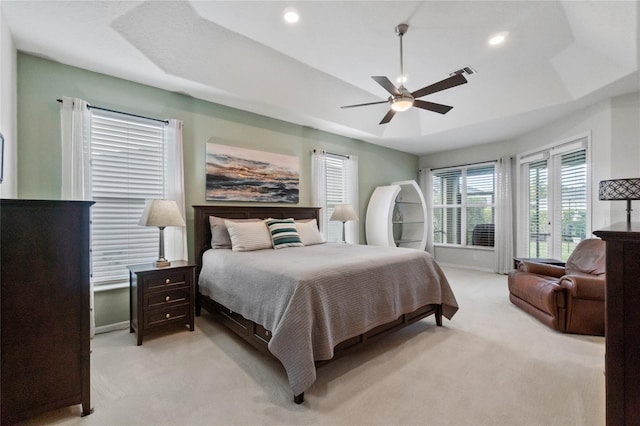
left=128, top=261, right=196, bottom=345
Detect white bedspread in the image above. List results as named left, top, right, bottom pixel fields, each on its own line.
left=198, top=243, right=458, bottom=396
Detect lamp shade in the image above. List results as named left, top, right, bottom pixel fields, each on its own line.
left=330, top=204, right=359, bottom=222
left=598, top=178, right=640, bottom=201
left=138, top=199, right=186, bottom=228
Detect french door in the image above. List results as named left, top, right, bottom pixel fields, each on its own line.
left=519, top=136, right=589, bottom=261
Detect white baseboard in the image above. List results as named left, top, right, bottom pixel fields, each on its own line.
left=95, top=321, right=129, bottom=335
left=438, top=262, right=494, bottom=273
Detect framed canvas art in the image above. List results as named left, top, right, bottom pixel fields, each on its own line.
left=206, top=143, right=299, bottom=203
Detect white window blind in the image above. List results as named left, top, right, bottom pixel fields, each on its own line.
left=519, top=137, right=588, bottom=261
left=528, top=159, right=549, bottom=257
left=432, top=163, right=495, bottom=247
left=325, top=153, right=347, bottom=243
left=90, top=110, right=165, bottom=288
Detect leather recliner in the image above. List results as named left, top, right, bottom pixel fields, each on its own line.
left=508, top=238, right=606, bottom=336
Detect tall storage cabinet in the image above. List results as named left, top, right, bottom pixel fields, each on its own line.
left=1, top=199, right=93, bottom=424
left=366, top=180, right=427, bottom=249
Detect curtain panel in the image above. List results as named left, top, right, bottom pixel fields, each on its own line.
left=494, top=156, right=514, bottom=274
left=60, top=97, right=95, bottom=337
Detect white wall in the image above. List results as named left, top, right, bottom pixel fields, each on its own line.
left=420, top=91, right=640, bottom=269
left=0, top=8, right=17, bottom=198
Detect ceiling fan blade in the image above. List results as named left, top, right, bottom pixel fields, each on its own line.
left=372, top=76, right=401, bottom=96
left=411, top=74, right=468, bottom=99
left=341, top=100, right=389, bottom=109
left=413, top=99, right=454, bottom=114
left=379, top=109, right=396, bottom=124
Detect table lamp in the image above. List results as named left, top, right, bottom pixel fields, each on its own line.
left=599, top=178, right=640, bottom=227
left=330, top=204, right=359, bottom=243
left=139, top=199, right=186, bottom=267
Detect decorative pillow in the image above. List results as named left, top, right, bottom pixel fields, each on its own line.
left=209, top=216, right=260, bottom=249
left=224, top=220, right=273, bottom=252
left=295, top=219, right=326, bottom=246
left=264, top=218, right=304, bottom=249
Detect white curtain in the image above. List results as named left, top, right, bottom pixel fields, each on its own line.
left=163, top=119, right=188, bottom=262
left=418, top=168, right=435, bottom=254
left=494, top=156, right=514, bottom=274
left=60, top=97, right=96, bottom=337
left=311, top=149, right=328, bottom=238
left=345, top=155, right=359, bottom=244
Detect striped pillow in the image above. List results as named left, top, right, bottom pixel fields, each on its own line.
left=264, top=218, right=303, bottom=249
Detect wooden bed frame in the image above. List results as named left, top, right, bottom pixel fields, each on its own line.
left=193, top=205, right=443, bottom=404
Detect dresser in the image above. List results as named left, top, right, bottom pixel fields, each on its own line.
left=1, top=199, right=93, bottom=424
left=593, top=222, right=640, bottom=426
left=128, top=261, right=195, bottom=345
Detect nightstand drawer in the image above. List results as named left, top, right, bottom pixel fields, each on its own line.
left=144, top=271, right=188, bottom=291
left=144, top=304, right=190, bottom=330
left=145, top=287, right=190, bottom=310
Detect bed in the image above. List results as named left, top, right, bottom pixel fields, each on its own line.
left=193, top=205, right=458, bottom=404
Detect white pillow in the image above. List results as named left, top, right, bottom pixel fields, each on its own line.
left=224, top=220, right=273, bottom=252
left=209, top=216, right=260, bottom=249
left=295, top=219, right=326, bottom=246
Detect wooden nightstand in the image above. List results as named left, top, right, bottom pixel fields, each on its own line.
left=128, top=261, right=196, bottom=345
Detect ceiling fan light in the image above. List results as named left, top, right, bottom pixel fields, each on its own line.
left=391, top=97, right=413, bottom=112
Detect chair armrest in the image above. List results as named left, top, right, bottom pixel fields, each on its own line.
left=518, top=261, right=566, bottom=278
left=559, top=275, right=605, bottom=301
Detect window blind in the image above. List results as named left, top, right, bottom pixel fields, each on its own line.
left=528, top=160, right=549, bottom=258
left=325, top=154, right=347, bottom=243
left=519, top=136, right=588, bottom=260
left=432, top=163, right=495, bottom=247
left=90, top=111, right=165, bottom=287
left=559, top=149, right=587, bottom=245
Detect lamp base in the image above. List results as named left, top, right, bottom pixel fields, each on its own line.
left=154, top=260, right=171, bottom=268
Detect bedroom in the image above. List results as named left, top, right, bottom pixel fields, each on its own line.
left=1, top=1, right=639, bottom=424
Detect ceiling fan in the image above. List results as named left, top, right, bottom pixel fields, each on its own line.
left=341, top=23, right=470, bottom=125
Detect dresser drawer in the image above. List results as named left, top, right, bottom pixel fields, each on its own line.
left=144, top=304, right=191, bottom=330
left=145, top=287, right=190, bottom=310
left=144, top=270, right=189, bottom=292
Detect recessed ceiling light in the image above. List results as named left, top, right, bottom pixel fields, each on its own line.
left=488, top=31, right=508, bottom=46
left=283, top=7, right=299, bottom=24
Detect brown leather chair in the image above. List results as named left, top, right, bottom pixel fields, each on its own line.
left=508, top=238, right=606, bottom=336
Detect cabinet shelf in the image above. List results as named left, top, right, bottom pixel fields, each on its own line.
left=366, top=180, right=428, bottom=250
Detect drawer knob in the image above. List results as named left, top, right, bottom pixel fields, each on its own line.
left=165, top=295, right=171, bottom=302
left=165, top=313, right=171, bottom=319
left=165, top=278, right=170, bottom=284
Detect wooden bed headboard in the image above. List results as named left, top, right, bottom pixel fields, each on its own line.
left=192, top=205, right=321, bottom=275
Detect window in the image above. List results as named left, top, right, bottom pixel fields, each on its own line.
left=432, top=163, right=495, bottom=247
left=519, top=137, right=588, bottom=261
left=90, top=110, right=166, bottom=289
left=325, top=153, right=349, bottom=242
left=311, top=150, right=358, bottom=243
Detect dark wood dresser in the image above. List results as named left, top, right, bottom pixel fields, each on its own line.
left=128, top=261, right=195, bottom=345
left=1, top=199, right=94, bottom=424
left=594, top=222, right=640, bottom=426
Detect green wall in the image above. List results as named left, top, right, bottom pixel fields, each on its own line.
left=17, top=53, right=419, bottom=327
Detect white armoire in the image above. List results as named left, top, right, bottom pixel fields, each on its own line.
left=365, top=180, right=427, bottom=250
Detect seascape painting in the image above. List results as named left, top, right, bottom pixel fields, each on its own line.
left=206, top=143, right=299, bottom=203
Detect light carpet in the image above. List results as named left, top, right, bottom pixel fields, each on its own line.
left=27, top=266, right=605, bottom=426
